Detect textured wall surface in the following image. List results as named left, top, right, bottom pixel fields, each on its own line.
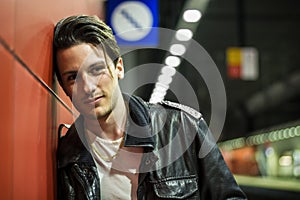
left=0, top=0, right=104, bottom=199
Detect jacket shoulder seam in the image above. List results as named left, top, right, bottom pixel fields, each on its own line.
left=159, top=100, right=202, bottom=119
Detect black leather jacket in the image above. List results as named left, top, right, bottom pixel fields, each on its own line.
left=57, top=95, right=247, bottom=200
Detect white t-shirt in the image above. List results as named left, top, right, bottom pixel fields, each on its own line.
left=86, top=130, right=142, bottom=200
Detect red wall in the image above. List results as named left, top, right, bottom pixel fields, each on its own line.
left=0, top=0, right=104, bottom=199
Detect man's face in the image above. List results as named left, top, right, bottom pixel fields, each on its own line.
left=56, top=43, right=124, bottom=119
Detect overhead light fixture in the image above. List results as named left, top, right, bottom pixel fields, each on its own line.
left=158, top=74, right=173, bottom=85
left=170, top=44, right=186, bottom=56
left=153, top=85, right=168, bottom=94
left=183, top=9, right=202, bottom=22
left=155, top=82, right=170, bottom=90
left=149, top=94, right=164, bottom=104
left=152, top=89, right=167, bottom=97
left=175, top=29, right=193, bottom=41
left=161, top=66, right=176, bottom=76
left=165, top=56, right=181, bottom=67
left=150, top=0, right=210, bottom=103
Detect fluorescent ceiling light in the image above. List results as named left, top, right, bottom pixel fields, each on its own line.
left=175, top=29, right=193, bottom=41
left=165, top=56, right=181, bottom=67
left=151, top=91, right=165, bottom=99
left=153, top=85, right=168, bottom=93
left=183, top=9, right=202, bottom=22
left=158, top=74, right=173, bottom=85
left=161, top=66, right=176, bottom=76
left=170, top=44, right=186, bottom=56
left=155, top=82, right=169, bottom=90
left=149, top=95, right=164, bottom=104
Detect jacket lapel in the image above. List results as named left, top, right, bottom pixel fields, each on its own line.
left=58, top=94, right=156, bottom=168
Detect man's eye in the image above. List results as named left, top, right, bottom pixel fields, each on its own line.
left=89, top=66, right=105, bottom=75
left=67, top=74, right=77, bottom=81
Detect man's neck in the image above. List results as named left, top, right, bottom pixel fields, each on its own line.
left=84, top=97, right=127, bottom=141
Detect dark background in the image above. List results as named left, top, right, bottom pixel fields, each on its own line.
left=118, top=0, right=300, bottom=141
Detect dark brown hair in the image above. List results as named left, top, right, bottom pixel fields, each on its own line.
left=53, top=15, right=120, bottom=82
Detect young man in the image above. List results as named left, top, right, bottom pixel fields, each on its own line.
left=54, top=15, right=247, bottom=200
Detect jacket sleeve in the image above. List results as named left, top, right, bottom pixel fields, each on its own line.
left=196, top=117, right=247, bottom=200
left=57, top=166, right=76, bottom=200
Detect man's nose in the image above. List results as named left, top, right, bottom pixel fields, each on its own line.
left=82, top=73, right=97, bottom=94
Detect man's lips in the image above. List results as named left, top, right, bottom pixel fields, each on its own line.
left=83, top=96, right=104, bottom=105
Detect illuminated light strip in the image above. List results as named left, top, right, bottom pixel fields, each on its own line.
left=161, top=65, right=176, bottom=76
left=149, top=0, right=210, bottom=104
left=150, top=65, right=176, bottom=103
left=175, top=29, right=193, bottom=41
left=183, top=9, right=202, bottom=22
left=165, top=55, right=181, bottom=67
left=219, top=124, right=300, bottom=150
left=170, top=44, right=186, bottom=56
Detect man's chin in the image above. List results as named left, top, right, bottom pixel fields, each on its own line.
left=82, top=110, right=108, bottom=120
left=82, top=112, right=98, bottom=120
left=79, top=108, right=98, bottom=119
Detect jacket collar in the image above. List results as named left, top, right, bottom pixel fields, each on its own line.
left=122, top=94, right=155, bottom=150
left=58, top=94, right=155, bottom=168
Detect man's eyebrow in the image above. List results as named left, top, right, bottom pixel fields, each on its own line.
left=88, top=60, right=106, bottom=68
left=61, top=60, right=107, bottom=77
left=62, top=70, right=77, bottom=77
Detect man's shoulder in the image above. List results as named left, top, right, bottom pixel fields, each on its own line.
left=57, top=120, right=93, bottom=168
left=126, top=94, right=202, bottom=120
left=156, top=100, right=202, bottom=119
left=58, top=123, right=80, bottom=153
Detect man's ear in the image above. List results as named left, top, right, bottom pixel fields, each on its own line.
left=115, top=57, right=124, bottom=79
